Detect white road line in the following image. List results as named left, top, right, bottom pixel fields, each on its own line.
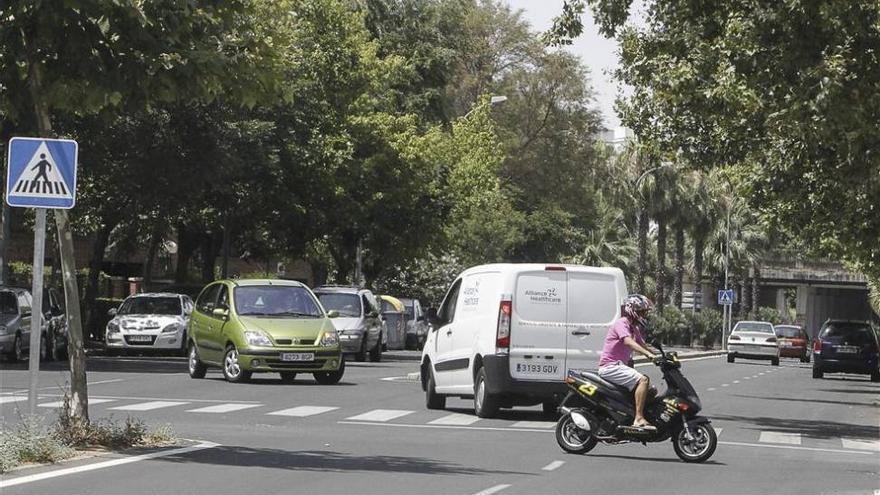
left=473, top=484, right=510, bottom=495
left=733, top=380, right=740, bottom=384
left=715, top=428, right=723, bottom=437
left=29, top=393, right=261, bottom=404
left=0, top=441, right=219, bottom=488
left=841, top=438, right=880, bottom=452
left=85, top=379, right=125, bottom=386
left=719, top=440, right=875, bottom=456
left=267, top=406, right=339, bottom=417
left=345, top=409, right=413, bottom=422
left=337, top=421, right=554, bottom=433
left=707, top=387, right=716, bottom=391
left=721, top=384, right=729, bottom=387
left=759, top=432, right=802, bottom=445
left=186, top=404, right=263, bottom=414
left=39, top=399, right=115, bottom=408
left=0, top=396, right=27, bottom=405
left=542, top=460, right=565, bottom=471
left=743, top=377, right=750, bottom=380
left=428, top=413, right=481, bottom=426
left=109, top=401, right=189, bottom=411
left=511, top=421, right=555, bottom=429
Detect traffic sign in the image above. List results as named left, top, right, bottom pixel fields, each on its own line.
left=718, top=289, right=734, bottom=306
left=6, top=137, right=78, bottom=209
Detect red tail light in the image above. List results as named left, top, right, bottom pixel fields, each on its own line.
left=813, top=339, right=822, bottom=352
left=496, top=300, right=512, bottom=351
left=545, top=266, right=566, bottom=271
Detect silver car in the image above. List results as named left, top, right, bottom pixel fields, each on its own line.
left=105, top=293, right=193, bottom=355
left=0, top=287, right=47, bottom=362
left=314, top=286, right=384, bottom=362
left=727, top=320, right=780, bottom=366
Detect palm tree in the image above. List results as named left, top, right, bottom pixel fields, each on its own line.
left=646, top=164, right=677, bottom=309
left=572, top=194, right=637, bottom=271
left=669, top=170, right=698, bottom=309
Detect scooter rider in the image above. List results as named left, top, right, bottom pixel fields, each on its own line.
left=598, top=294, right=658, bottom=430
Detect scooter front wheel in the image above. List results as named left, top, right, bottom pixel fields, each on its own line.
left=555, top=414, right=598, bottom=454
left=672, top=422, right=717, bottom=463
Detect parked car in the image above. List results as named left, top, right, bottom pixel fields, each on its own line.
left=314, top=286, right=384, bottom=362
left=812, top=319, right=880, bottom=381
left=0, top=287, right=44, bottom=362
left=42, top=287, right=68, bottom=361
left=774, top=324, right=810, bottom=363
left=727, top=320, right=780, bottom=366
left=421, top=263, right=628, bottom=418
left=105, top=293, right=193, bottom=356
left=399, top=297, right=428, bottom=350
left=187, top=279, right=344, bottom=384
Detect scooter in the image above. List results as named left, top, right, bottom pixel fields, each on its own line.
left=555, top=342, right=717, bottom=463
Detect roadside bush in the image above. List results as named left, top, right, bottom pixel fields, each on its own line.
left=0, top=417, right=75, bottom=473
left=647, top=306, right=689, bottom=346
left=754, top=306, right=783, bottom=325
left=691, top=309, right=722, bottom=349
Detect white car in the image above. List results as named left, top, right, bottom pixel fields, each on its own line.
left=727, top=320, right=779, bottom=366
left=421, top=263, right=628, bottom=418
left=105, top=293, right=193, bottom=355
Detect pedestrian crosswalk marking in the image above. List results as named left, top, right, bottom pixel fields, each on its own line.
left=841, top=438, right=880, bottom=452
left=186, top=404, right=262, bottom=414
left=428, top=413, right=481, bottom=426
left=0, top=396, right=27, bottom=405
left=759, top=431, right=801, bottom=445
left=510, top=421, right=555, bottom=429
left=267, top=406, right=339, bottom=417
left=109, top=401, right=189, bottom=411
left=346, top=409, right=414, bottom=422
left=39, top=399, right=115, bottom=408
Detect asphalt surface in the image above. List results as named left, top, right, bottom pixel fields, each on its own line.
left=1, top=352, right=878, bottom=495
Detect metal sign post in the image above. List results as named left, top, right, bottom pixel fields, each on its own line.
left=27, top=209, right=46, bottom=414
left=7, top=137, right=78, bottom=415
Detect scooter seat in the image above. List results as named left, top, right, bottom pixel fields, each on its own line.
left=575, top=370, right=635, bottom=397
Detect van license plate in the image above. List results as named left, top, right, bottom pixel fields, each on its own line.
left=515, top=363, right=558, bottom=375
left=281, top=353, right=314, bottom=362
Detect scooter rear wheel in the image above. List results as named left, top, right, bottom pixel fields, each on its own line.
left=555, top=414, right=598, bottom=454
left=672, top=422, right=717, bottom=463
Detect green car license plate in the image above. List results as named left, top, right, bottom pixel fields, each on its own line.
left=281, top=352, right=314, bottom=362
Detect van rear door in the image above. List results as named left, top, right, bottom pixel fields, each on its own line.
left=565, top=269, right=624, bottom=374
left=509, top=269, right=567, bottom=382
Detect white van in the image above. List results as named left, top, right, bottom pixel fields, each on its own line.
left=421, top=263, right=627, bottom=418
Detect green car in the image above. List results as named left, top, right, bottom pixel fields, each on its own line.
left=187, top=279, right=344, bottom=384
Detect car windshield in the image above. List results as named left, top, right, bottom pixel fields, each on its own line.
left=316, top=293, right=361, bottom=317
left=119, top=297, right=181, bottom=316
left=775, top=326, right=803, bottom=338
left=735, top=322, right=774, bottom=333
left=234, top=286, right=322, bottom=317
left=0, top=292, right=17, bottom=314
left=820, top=323, right=874, bottom=344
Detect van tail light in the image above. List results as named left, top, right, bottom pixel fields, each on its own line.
left=813, top=339, right=822, bottom=352
left=496, top=300, right=512, bottom=351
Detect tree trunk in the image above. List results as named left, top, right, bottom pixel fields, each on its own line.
left=694, top=235, right=704, bottom=313
left=200, top=232, right=220, bottom=283
left=0, top=202, right=10, bottom=285
left=83, top=223, right=114, bottom=340
left=142, top=223, right=163, bottom=287
left=636, top=210, right=649, bottom=294
left=656, top=218, right=667, bottom=309
left=25, top=39, right=88, bottom=422
left=175, top=224, right=197, bottom=283
left=673, top=227, right=684, bottom=309
left=751, top=265, right=760, bottom=316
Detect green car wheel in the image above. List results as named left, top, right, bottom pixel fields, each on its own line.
left=222, top=346, right=251, bottom=383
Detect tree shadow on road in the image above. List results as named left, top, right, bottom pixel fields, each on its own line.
left=156, top=445, right=533, bottom=476
left=711, top=413, right=879, bottom=440
left=818, top=388, right=880, bottom=395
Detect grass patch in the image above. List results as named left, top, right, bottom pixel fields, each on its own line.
left=0, top=394, right=178, bottom=473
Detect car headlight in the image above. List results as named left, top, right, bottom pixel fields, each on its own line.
left=0, top=325, right=7, bottom=335
left=244, top=330, right=272, bottom=346
left=106, top=321, right=120, bottom=334
left=161, top=323, right=181, bottom=334
left=320, top=330, right=339, bottom=347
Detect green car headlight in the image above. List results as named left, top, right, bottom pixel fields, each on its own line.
left=320, top=330, right=339, bottom=347
left=244, top=330, right=272, bottom=346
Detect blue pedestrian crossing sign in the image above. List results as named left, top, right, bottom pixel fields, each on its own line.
left=718, top=289, right=734, bottom=306
left=6, top=137, right=78, bottom=209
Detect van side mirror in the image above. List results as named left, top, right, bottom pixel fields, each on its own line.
left=426, top=308, right=439, bottom=327
left=327, top=310, right=340, bottom=318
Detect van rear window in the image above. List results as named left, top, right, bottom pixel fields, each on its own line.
left=567, top=271, right=618, bottom=324
left=515, top=271, right=567, bottom=322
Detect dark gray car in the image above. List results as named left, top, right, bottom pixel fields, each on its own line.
left=314, top=286, right=384, bottom=362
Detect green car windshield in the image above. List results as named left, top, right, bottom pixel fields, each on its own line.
left=234, top=286, right=322, bottom=317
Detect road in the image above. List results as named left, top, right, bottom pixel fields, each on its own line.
left=1, top=354, right=878, bottom=494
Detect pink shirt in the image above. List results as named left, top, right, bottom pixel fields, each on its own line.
left=599, top=317, right=644, bottom=367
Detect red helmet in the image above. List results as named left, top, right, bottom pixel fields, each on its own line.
left=623, top=294, right=654, bottom=326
